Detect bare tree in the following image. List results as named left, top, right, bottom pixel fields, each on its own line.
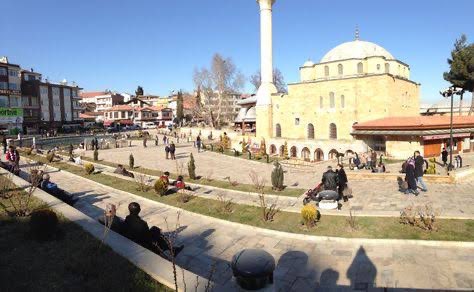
left=193, top=53, right=245, bottom=127
left=250, top=68, right=287, bottom=94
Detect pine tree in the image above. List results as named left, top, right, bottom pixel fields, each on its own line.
left=283, top=141, right=289, bottom=159
left=188, top=153, right=196, bottom=180
left=177, top=90, right=184, bottom=125
left=271, top=161, right=284, bottom=190
left=444, top=34, right=474, bottom=115
left=129, top=153, right=135, bottom=169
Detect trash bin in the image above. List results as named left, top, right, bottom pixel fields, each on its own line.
left=231, top=249, right=275, bottom=290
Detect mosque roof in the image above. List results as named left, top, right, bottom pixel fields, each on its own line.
left=321, top=40, right=394, bottom=63
left=353, top=116, right=474, bottom=131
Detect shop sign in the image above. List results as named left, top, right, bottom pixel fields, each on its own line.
left=0, top=107, right=23, bottom=124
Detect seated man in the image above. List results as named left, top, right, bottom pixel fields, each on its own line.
left=321, top=166, right=338, bottom=192
left=123, top=202, right=183, bottom=256
left=160, top=171, right=171, bottom=186
left=40, top=174, right=78, bottom=206
left=172, top=175, right=192, bottom=191
left=114, top=164, right=135, bottom=178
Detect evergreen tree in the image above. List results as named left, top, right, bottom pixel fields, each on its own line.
left=188, top=153, right=196, bottom=180
left=135, top=86, right=144, bottom=96
left=177, top=90, right=184, bottom=126
left=443, top=34, right=474, bottom=115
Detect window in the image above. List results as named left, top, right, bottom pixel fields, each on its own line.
left=329, top=92, right=335, bottom=108
left=307, top=123, right=315, bottom=139
left=40, top=86, right=49, bottom=97
left=295, top=118, right=300, bottom=125
left=338, top=64, right=343, bottom=75
left=63, top=88, right=70, bottom=97
left=0, top=82, right=7, bottom=89
left=357, top=62, right=363, bottom=74
left=324, top=66, right=329, bottom=77
left=8, top=83, right=18, bottom=90
left=329, top=123, right=337, bottom=139
left=120, top=111, right=125, bottom=119
left=0, top=67, right=7, bottom=76
left=9, top=96, right=21, bottom=107
left=8, top=70, right=18, bottom=77
left=114, top=112, right=118, bottom=119
left=52, top=87, right=60, bottom=96
left=377, top=64, right=381, bottom=71
left=319, top=96, right=323, bottom=109
left=341, top=95, right=345, bottom=108
left=275, top=123, right=281, bottom=137
left=22, top=96, right=30, bottom=107
left=0, top=96, right=8, bottom=107
left=385, top=63, right=390, bottom=73
left=31, top=97, right=38, bottom=106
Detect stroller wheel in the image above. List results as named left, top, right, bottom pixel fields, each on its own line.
left=303, top=198, right=310, bottom=205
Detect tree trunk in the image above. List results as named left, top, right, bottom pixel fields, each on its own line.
left=459, top=97, right=463, bottom=116
left=469, top=91, right=474, bottom=116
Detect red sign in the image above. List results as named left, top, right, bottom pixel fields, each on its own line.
left=423, top=133, right=471, bottom=141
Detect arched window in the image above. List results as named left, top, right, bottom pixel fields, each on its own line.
left=319, top=96, right=323, bottom=109
left=377, top=64, right=381, bottom=71
left=340, top=95, right=345, bottom=108
left=329, top=123, right=337, bottom=139
left=338, top=64, right=343, bottom=75
left=357, top=62, right=364, bottom=74
left=275, top=123, right=281, bottom=138
left=329, top=92, right=335, bottom=108
left=290, top=146, right=297, bottom=158
left=324, top=66, right=329, bottom=77
left=384, top=63, right=390, bottom=73
left=307, top=123, right=315, bottom=139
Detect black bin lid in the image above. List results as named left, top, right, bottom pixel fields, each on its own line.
left=232, top=249, right=275, bottom=278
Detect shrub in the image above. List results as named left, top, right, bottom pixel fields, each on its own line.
left=425, top=158, right=437, bottom=174
left=29, top=209, right=58, bottom=240
left=216, top=194, right=234, bottom=214
left=301, top=204, right=319, bottom=228
left=177, top=191, right=193, bottom=203
left=400, top=203, right=439, bottom=231
left=271, top=161, right=284, bottom=191
left=154, top=179, right=167, bottom=196
left=283, top=142, right=289, bottom=159
left=84, top=163, right=95, bottom=175
left=93, top=149, right=99, bottom=161
left=46, top=152, right=55, bottom=163
left=188, top=153, right=196, bottom=180
left=129, top=153, right=135, bottom=169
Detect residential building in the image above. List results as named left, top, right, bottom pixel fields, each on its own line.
left=0, top=57, right=22, bottom=133
left=420, top=100, right=474, bottom=116
left=104, top=105, right=173, bottom=128
left=201, top=91, right=244, bottom=123
left=79, top=91, right=124, bottom=112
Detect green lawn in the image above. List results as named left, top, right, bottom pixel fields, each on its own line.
left=23, top=154, right=474, bottom=241
left=0, top=174, right=170, bottom=291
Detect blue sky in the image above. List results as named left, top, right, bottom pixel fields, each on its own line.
left=2, top=0, right=473, bottom=103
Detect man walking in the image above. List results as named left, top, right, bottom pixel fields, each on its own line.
left=196, top=135, right=201, bottom=153
left=441, top=147, right=448, bottom=167
left=169, top=142, right=176, bottom=160
left=414, top=151, right=427, bottom=192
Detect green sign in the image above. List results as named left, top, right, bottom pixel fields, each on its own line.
left=0, top=107, right=23, bottom=124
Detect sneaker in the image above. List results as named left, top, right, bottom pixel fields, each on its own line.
left=421, top=189, right=427, bottom=192
left=414, top=191, right=419, bottom=196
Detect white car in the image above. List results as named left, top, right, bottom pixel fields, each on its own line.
left=142, top=122, right=156, bottom=129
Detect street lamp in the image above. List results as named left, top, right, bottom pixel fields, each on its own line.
left=440, top=86, right=464, bottom=171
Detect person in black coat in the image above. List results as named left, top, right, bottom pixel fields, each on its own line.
left=321, top=166, right=338, bottom=191
left=414, top=151, right=427, bottom=192
left=336, top=164, right=348, bottom=201
left=404, top=158, right=419, bottom=195
left=441, top=148, right=448, bottom=166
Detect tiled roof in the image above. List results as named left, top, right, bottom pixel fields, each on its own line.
left=80, top=91, right=108, bottom=98
left=353, top=116, right=474, bottom=130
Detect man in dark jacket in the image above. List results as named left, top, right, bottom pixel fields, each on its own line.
left=414, top=151, right=427, bottom=192
left=321, top=166, right=338, bottom=191
left=336, top=164, right=348, bottom=201
left=441, top=148, right=448, bottom=166
left=123, top=202, right=183, bottom=256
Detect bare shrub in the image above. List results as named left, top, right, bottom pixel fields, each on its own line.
left=204, top=170, right=214, bottom=182
left=400, top=203, right=439, bottom=231
left=175, top=160, right=185, bottom=177
left=258, top=193, right=279, bottom=222
left=249, top=170, right=266, bottom=193
left=134, top=173, right=152, bottom=192
left=177, top=190, right=194, bottom=204
left=216, top=194, right=234, bottom=214
left=347, top=209, right=358, bottom=231
left=223, top=176, right=239, bottom=186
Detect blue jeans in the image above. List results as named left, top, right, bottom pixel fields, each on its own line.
left=416, top=176, right=427, bottom=191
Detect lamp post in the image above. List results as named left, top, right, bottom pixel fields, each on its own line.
left=440, top=86, right=464, bottom=171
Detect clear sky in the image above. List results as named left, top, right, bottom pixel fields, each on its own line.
left=2, top=0, right=473, bottom=103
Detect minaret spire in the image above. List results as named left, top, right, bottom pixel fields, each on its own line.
left=355, top=25, right=360, bottom=41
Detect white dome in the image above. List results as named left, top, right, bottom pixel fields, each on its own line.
left=302, top=59, right=315, bottom=67
left=321, top=40, right=394, bottom=63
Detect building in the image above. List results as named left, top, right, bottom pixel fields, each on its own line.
left=79, top=91, right=124, bottom=112
left=0, top=57, right=22, bottom=134
left=420, top=100, right=474, bottom=116
left=104, top=105, right=173, bottom=128
left=234, top=95, right=257, bottom=132
left=201, top=91, right=245, bottom=123
left=352, top=116, right=474, bottom=158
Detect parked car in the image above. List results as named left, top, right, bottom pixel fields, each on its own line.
left=142, top=122, right=157, bottom=129
left=124, top=124, right=141, bottom=131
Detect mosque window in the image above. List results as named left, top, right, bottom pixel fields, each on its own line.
left=338, top=64, right=343, bottom=75
left=319, top=96, right=323, bottom=108
left=357, top=62, right=363, bottom=74
left=341, top=95, right=345, bottom=108
left=329, top=92, right=335, bottom=108
left=385, top=63, right=390, bottom=73
left=275, top=123, right=281, bottom=137
left=295, top=118, right=300, bottom=125
left=329, top=123, right=337, bottom=140
left=307, top=123, right=315, bottom=139
left=324, top=66, right=329, bottom=77
left=377, top=64, right=381, bottom=71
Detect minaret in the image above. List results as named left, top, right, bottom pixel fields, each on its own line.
left=256, top=0, right=277, bottom=140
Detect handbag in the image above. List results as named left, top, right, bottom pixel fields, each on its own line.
left=343, top=184, right=353, bottom=198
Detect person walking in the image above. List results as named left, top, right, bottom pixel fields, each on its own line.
left=414, top=151, right=428, bottom=192
left=196, top=135, right=201, bottom=153
left=165, top=145, right=170, bottom=159
left=169, top=142, right=176, bottom=160
left=441, top=147, right=448, bottom=167
left=163, top=134, right=167, bottom=146
left=336, top=164, right=348, bottom=202
left=1, top=135, right=7, bottom=154
left=404, top=157, right=419, bottom=195
left=371, top=151, right=377, bottom=169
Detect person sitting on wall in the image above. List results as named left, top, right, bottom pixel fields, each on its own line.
left=114, top=164, right=135, bottom=178
left=5, top=146, right=20, bottom=175
left=160, top=171, right=170, bottom=186
left=123, top=202, right=184, bottom=256
left=40, top=173, right=79, bottom=206
left=321, top=166, right=338, bottom=192
left=170, top=175, right=192, bottom=191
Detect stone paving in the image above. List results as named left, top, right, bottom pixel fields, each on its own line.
left=75, top=139, right=474, bottom=219
left=22, top=162, right=474, bottom=291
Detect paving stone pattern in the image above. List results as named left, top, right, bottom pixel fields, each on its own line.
left=33, top=164, right=474, bottom=291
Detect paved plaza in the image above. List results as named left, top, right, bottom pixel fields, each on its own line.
left=21, top=161, right=473, bottom=291
left=76, top=136, right=474, bottom=219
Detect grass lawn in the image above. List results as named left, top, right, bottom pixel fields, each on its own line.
left=0, top=174, right=170, bottom=291
left=23, top=154, right=474, bottom=242
left=76, top=154, right=304, bottom=197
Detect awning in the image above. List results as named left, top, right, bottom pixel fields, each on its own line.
left=118, top=119, right=134, bottom=125
left=422, top=133, right=471, bottom=141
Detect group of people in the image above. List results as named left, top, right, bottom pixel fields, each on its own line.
left=2, top=145, right=20, bottom=175
left=164, top=142, right=176, bottom=160
left=401, top=151, right=428, bottom=196
left=320, top=164, right=349, bottom=201
left=351, top=151, right=386, bottom=173
left=30, top=170, right=78, bottom=206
